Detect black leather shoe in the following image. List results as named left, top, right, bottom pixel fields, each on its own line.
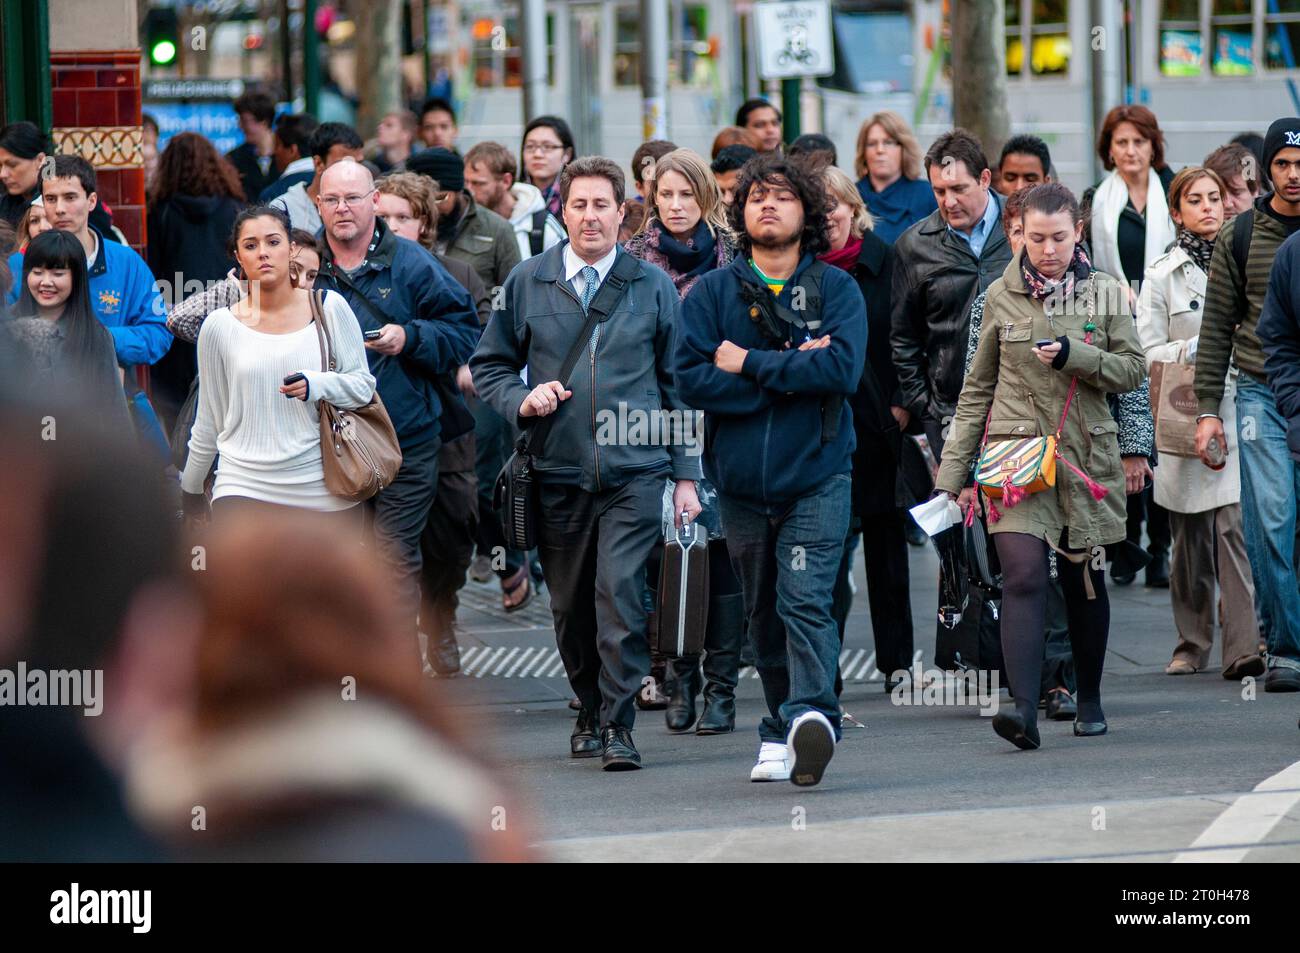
left=665, top=657, right=700, bottom=731
left=1045, top=688, right=1077, bottom=721
left=991, top=710, right=1041, bottom=750
left=570, top=709, right=602, bottom=758
left=1144, top=550, right=1170, bottom=588
left=1265, top=667, right=1300, bottom=693
left=427, top=629, right=461, bottom=677
left=696, top=593, right=743, bottom=734
left=601, top=726, right=641, bottom=770
left=1073, top=719, right=1108, bottom=736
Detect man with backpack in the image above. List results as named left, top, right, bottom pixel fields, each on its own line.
left=1196, top=117, right=1300, bottom=692
left=464, top=141, right=568, bottom=259
left=674, top=153, right=866, bottom=786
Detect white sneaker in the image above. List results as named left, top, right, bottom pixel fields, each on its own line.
left=749, top=742, right=791, bottom=782
left=787, top=710, right=836, bottom=787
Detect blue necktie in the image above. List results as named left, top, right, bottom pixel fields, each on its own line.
left=579, top=265, right=599, bottom=313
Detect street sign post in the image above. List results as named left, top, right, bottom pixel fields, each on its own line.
left=754, top=0, right=835, bottom=81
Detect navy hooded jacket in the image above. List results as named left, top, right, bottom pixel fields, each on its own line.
left=315, top=221, right=479, bottom=447
left=674, top=253, right=866, bottom=509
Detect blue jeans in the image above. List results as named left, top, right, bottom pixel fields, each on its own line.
left=1235, top=376, right=1300, bottom=669
left=720, top=475, right=851, bottom=743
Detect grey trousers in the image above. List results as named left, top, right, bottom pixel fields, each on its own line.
left=1168, top=503, right=1260, bottom=670
left=536, top=472, right=666, bottom=730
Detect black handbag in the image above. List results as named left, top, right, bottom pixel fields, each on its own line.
left=493, top=254, right=639, bottom=551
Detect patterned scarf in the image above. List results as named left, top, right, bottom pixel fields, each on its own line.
left=1177, top=229, right=1215, bottom=273
left=1021, top=244, right=1092, bottom=301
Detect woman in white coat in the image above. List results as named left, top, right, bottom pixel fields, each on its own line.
left=1136, top=167, right=1263, bottom=679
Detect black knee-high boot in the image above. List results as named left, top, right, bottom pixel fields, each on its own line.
left=697, top=593, right=745, bottom=734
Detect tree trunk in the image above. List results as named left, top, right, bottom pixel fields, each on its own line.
left=951, top=0, right=1011, bottom=169
left=352, top=0, right=403, bottom=138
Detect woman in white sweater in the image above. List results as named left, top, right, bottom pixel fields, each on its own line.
left=181, top=206, right=375, bottom=527
left=1136, top=167, right=1262, bottom=680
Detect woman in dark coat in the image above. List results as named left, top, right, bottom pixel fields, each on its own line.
left=820, top=165, right=914, bottom=690
left=146, top=132, right=246, bottom=429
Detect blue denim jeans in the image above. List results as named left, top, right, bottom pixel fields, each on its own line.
left=1234, top=376, right=1300, bottom=669
left=720, top=475, right=852, bottom=743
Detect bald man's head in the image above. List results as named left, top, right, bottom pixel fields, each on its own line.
left=318, top=157, right=378, bottom=247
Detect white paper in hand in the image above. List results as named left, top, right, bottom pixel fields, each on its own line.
left=908, top=494, right=963, bottom=537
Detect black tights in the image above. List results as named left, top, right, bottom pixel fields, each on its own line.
left=994, top=531, right=1109, bottom=725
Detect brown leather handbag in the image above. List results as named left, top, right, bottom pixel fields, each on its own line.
left=310, top=291, right=402, bottom=501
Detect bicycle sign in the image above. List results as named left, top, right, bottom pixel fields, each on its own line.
left=755, top=0, right=834, bottom=80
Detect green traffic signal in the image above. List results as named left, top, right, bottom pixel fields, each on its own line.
left=151, top=39, right=178, bottom=66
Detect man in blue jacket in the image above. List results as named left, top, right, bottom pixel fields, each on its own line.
left=675, top=153, right=866, bottom=787
left=315, top=159, right=480, bottom=642
left=6, top=155, right=170, bottom=367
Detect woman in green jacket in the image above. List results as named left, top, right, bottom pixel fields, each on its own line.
left=935, top=183, right=1147, bottom=750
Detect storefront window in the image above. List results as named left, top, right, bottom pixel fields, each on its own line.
left=1212, top=0, right=1254, bottom=74
left=468, top=7, right=555, bottom=88
left=1005, top=0, right=1070, bottom=77
left=1265, top=0, right=1300, bottom=71
left=1159, top=0, right=1203, bottom=76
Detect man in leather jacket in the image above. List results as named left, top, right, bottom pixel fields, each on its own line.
left=891, top=129, right=1010, bottom=461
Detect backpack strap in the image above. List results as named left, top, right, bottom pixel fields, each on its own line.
left=528, top=209, right=548, bottom=257
left=1232, top=207, right=1253, bottom=298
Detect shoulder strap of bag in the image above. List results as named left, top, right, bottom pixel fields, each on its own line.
left=526, top=252, right=640, bottom=456
left=529, top=209, right=547, bottom=257
left=324, top=263, right=386, bottom=333
left=1232, top=207, right=1253, bottom=295
left=310, top=289, right=334, bottom=372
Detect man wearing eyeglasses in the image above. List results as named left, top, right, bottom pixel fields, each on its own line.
left=314, top=159, right=481, bottom=647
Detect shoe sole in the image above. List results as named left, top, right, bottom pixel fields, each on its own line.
left=1073, top=724, right=1108, bottom=737
left=602, top=758, right=642, bottom=771
left=789, top=719, right=835, bottom=787
left=696, top=725, right=734, bottom=736
left=750, top=770, right=789, bottom=782
left=571, top=746, right=602, bottom=759
left=991, top=712, right=1040, bottom=750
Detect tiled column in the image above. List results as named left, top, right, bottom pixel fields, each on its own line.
left=50, top=50, right=145, bottom=253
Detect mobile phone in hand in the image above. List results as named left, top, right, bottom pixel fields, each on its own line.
left=283, top=372, right=306, bottom=386
left=363, top=329, right=383, bottom=341
left=1034, top=338, right=1055, bottom=348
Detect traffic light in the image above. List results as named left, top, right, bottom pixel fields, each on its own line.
left=144, top=7, right=180, bottom=67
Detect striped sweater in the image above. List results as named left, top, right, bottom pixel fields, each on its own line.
left=1196, top=196, right=1300, bottom=414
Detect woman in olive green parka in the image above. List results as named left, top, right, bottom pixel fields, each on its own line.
left=935, top=183, right=1146, bottom=752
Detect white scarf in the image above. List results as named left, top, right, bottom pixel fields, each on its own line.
left=1090, top=167, right=1176, bottom=284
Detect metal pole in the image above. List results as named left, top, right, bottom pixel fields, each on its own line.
left=1089, top=0, right=1121, bottom=182
left=521, top=0, right=547, bottom=122
left=303, top=0, right=321, bottom=116
left=640, top=0, right=669, bottom=140
left=781, top=77, right=800, bottom=143
left=280, top=0, right=293, bottom=101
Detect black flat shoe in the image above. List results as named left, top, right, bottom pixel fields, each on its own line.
left=665, top=688, right=697, bottom=732
left=991, top=711, right=1040, bottom=750
left=1073, top=719, right=1108, bottom=736
left=601, top=726, right=642, bottom=771
left=570, top=709, right=602, bottom=758
left=1045, top=689, right=1077, bottom=722
left=696, top=697, right=735, bottom=734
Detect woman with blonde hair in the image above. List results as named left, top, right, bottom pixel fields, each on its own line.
left=853, top=110, right=937, bottom=244
left=623, top=147, right=737, bottom=299
left=819, top=166, right=913, bottom=690
left=623, top=147, right=743, bottom=735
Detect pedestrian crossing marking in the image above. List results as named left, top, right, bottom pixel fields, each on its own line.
left=446, top=646, right=924, bottom=680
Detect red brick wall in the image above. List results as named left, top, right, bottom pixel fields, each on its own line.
left=50, top=50, right=146, bottom=254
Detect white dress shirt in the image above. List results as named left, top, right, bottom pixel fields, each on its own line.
left=563, top=242, right=618, bottom=300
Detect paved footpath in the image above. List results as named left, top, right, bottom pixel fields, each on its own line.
left=429, top=545, right=1300, bottom=862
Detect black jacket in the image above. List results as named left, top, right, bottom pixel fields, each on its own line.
left=470, top=242, right=702, bottom=492
left=1258, top=228, right=1300, bottom=461
left=890, top=198, right=1010, bottom=422
left=316, top=221, right=480, bottom=447
left=226, top=141, right=273, bottom=205
left=147, top=193, right=244, bottom=291
left=839, top=231, right=901, bottom=516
